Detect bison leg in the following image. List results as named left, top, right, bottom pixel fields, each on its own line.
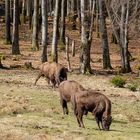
left=60, top=99, right=68, bottom=115
left=77, top=109, right=85, bottom=128
left=95, top=116, right=101, bottom=130
left=34, top=72, right=42, bottom=85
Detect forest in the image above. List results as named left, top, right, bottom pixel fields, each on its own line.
left=0, top=0, right=140, bottom=139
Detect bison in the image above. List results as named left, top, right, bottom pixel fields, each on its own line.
left=34, top=62, right=67, bottom=87
left=71, top=90, right=112, bottom=131
left=58, top=80, right=85, bottom=115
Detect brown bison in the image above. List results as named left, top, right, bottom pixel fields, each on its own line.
left=58, top=80, right=85, bottom=115
left=34, top=62, right=67, bottom=87
left=71, top=90, right=112, bottom=131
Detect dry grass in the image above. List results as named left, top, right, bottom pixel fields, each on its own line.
left=0, top=70, right=140, bottom=140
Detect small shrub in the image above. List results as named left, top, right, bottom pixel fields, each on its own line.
left=137, top=64, right=140, bottom=70
left=127, top=83, right=138, bottom=92
left=0, top=53, right=5, bottom=60
left=111, top=76, right=126, bottom=88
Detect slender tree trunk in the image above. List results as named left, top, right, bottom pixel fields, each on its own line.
left=65, top=37, right=71, bottom=71
left=21, top=0, right=26, bottom=24
left=99, top=0, right=112, bottom=69
left=10, top=0, right=13, bottom=22
left=95, top=0, right=100, bottom=38
left=67, top=0, right=70, bottom=16
left=71, top=0, right=77, bottom=30
left=51, top=0, right=61, bottom=62
left=5, top=0, right=11, bottom=44
left=41, top=0, right=48, bottom=62
left=32, top=0, right=39, bottom=51
left=60, top=0, right=66, bottom=44
left=12, top=0, right=20, bottom=55
left=80, top=0, right=92, bottom=74
left=120, top=2, right=131, bottom=73
left=26, top=0, right=32, bottom=29
left=77, top=0, right=81, bottom=33
left=72, top=40, right=75, bottom=57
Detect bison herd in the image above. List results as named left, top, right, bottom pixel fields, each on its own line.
left=35, top=62, right=112, bottom=131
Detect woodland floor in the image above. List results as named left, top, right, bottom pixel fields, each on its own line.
left=0, top=18, right=140, bottom=140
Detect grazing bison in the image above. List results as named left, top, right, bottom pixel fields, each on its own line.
left=58, top=80, right=85, bottom=115
left=34, top=62, right=67, bottom=87
left=71, top=90, right=112, bottom=131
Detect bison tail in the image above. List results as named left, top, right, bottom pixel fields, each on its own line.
left=71, top=94, right=77, bottom=116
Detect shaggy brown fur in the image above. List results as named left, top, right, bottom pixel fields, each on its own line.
left=71, top=90, right=112, bottom=130
left=58, top=80, right=85, bottom=115
left=34, top=62, right=67, bottom=87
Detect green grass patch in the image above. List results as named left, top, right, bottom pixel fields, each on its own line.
left=111, top=76, right=126, bottom=88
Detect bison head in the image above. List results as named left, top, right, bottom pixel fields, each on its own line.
left=102, top=116, right=112, bottom=131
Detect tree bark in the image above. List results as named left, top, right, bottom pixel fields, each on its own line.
left=120, top=2, right=131, bottom=73
left=5, top=0, right=11, bottom=44
left=41, top=0, right=48, bottom=62
left=12, top=0, right=20, bottom=55
left=72, top=40, right=75, bottom=57
left=65, top=37, right=71, bottom=71
left=80, top=0, right=92, bottom=74
left=95, top=0, right=100, bottom=38
left=51, top=0, right=61, bottom=62
left=99, top=0, right=112, bottom=69
left=60, top=0, right=66, bottom=44
left=21, top=0, right=26, bottom=24
left=32, top=0, right=39, bottom=51
left=26, top=0, right=32, bottom=29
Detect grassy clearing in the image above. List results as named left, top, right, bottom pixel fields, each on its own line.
left=0, top=70, right=140, bottom=140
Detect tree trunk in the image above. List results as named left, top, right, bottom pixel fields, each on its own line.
left=5, top=0, right=11, bottom=44
left=80, top=0, right=92, bottom=74
left=60, top=0, right=66, bottom=44
left=95, top=0, right=100, bottom=38
left=67, top=0, right=70, bottom=16
left=65, top=37, right=71, bottom=71
left=41, top=0, right=48, bottom=63
left=99, top=0, right=112, bottom=69
left=26, top=0, right=32, bottom=29
left=71, top=0, right=77, bottom=30
left=72, top=40, right=75, bottom=57
left=51, top=0, right=61, bottom=62
left=12, top=0, right=20, bottom=55
left=21, top=0, right=26, bottom=24
left=120, top=2, right=131, bottom=73
left=77, top=0, right=81, bottom=33
left=32, top=0, right=39, bottom=51
left=10, top=0, right=13, bottom=22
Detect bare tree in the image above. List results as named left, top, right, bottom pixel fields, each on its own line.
left=21, top=0, right=26, bottom=24
left=51, top=0, right=61, bottom=62
left=32, top=0, right=39, bottom=51
left=41, top=0, right=48, bottom=62
left=99, top=0, right=112, bottom=69
left=105, top=0, right=132, bottom=73
left=60, top=0, right=66, bottom=44
left=26, top=0, right=33, bottom=29
left=12, top=0, right=20, bottom=55
left=80, top=0, right=95, bottom=74
left=5, top=0, right=11, bottom=44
